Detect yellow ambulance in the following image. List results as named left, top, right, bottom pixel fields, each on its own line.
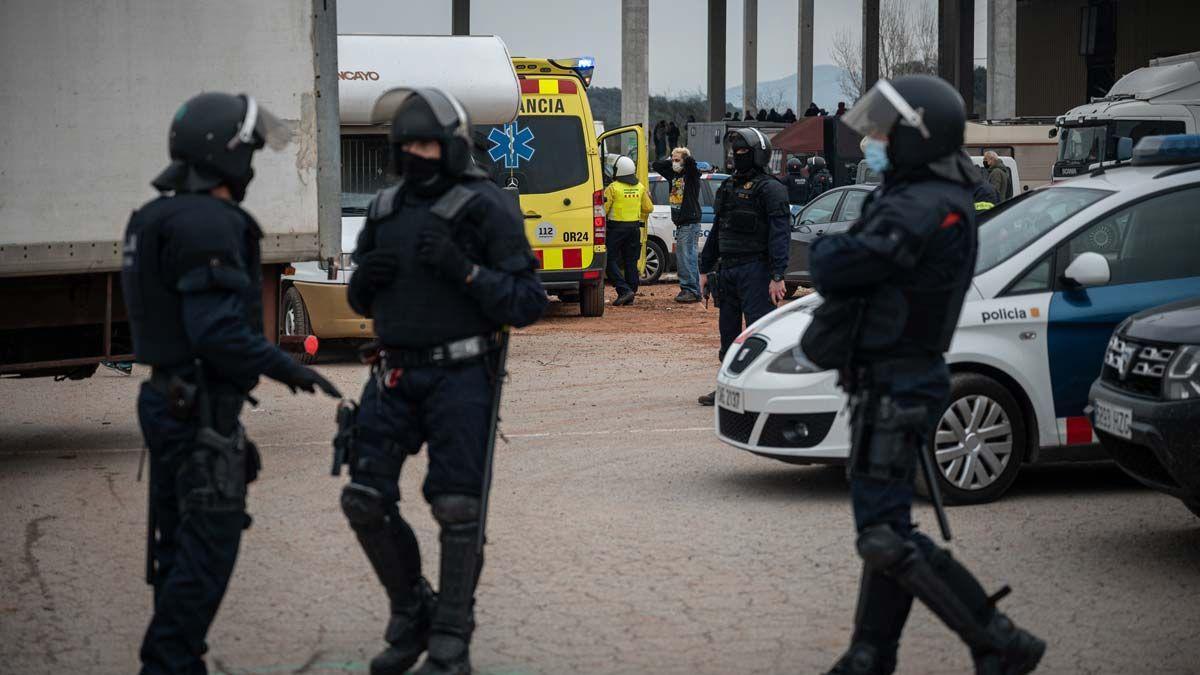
left=474, top=57, right=647, bottom=316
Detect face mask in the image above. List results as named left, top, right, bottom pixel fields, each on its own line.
left=672, top=161, right=684, bottom=173
left=733, top=152, right=755, bottom=173
left=400, top=151, right=442, bottom=183
left=863, top=138, right=891, bottom=173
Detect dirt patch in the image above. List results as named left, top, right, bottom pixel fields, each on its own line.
left=519, top=282, right=720, bottom=338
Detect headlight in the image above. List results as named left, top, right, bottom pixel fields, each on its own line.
left=1165, top=345, right=1200, bottom=400
left=767, top=344, right=820, bottom=374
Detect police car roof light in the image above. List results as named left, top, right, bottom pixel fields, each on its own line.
left=1132, top=134, right=1200, bottom=166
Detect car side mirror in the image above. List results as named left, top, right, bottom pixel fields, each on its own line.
left=1048, top=127, right=1059, bottom=139
left=1116, top=136, right=1134, bottom=162
left=1062, top=251, right=1111, bottom=288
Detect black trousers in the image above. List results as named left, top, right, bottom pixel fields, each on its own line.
left=605, top=222, right=641, bottom=296
left=138, top=384, right=247, bottom=675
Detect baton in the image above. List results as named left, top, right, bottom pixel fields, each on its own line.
left=476, top=328, right=511, bottom=555
left=918, top=443, right=953, bottom=542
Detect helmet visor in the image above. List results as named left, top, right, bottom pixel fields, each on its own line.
left=840, top=79, right=930, bottom=140
left=229, top=96, right=291, bottom=151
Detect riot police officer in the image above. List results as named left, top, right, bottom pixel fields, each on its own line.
left=784, top=156, right=810, bottom=205
left=121, top=92, right=342, bottom=675
left=807, top=155, right=834, bottom=199
left=341, top=88, right=547, bottom=675
left=697, top=129, right=791, bottom=406
left=805, top=75, right=1044, bottom=674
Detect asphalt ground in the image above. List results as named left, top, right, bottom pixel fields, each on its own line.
left=2, top=284, right=1198, bottom=674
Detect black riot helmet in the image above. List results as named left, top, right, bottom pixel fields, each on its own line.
left=727, top=127, right=772, bottom=171
left=840, top=75, right=965, bottom=170
left=786, top=157, right=803, bottom=174
left=808, top=155, right=827, bottom=170
left=152, top=92, right=289, bottom=201
left=389, top=88, right=476, bottom=177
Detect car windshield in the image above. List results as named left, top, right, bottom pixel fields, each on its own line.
left=1058, top=120, right=1188, bottom=165
left=474, top=116, right=590, bottom=194
left=975, top=187, right=1112, bottom=274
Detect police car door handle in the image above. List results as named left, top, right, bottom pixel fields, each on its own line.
left=523, top=212, right=542, bottom=219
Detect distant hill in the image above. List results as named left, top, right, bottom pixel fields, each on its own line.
left=726, top=64, right=848, bottom=114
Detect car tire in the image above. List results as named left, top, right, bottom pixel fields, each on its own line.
left=640, top=238, right=667, bottom=285
left=580, top=281, right=605, bottom=317
left=281, top=286, right=317, bottom=365
left=921, top=372, right=1027, bottom=505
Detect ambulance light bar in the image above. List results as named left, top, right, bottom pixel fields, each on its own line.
left=512, top=56, right=595, bottom=87
left=1132, top=134, right=1200, bottom=166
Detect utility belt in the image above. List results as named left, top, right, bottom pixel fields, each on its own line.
left=363, top=333, right=499, bottom=372
left=719, top=252, right=767, bottom=269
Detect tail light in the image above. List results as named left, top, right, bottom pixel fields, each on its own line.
left=592, top=189, right=606, bottom=245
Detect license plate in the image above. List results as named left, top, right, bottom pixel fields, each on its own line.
left=1093, top=399, right=1132, bottom=439
left=717, top=385, right=744, bottom=414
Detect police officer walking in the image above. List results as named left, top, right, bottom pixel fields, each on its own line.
left=697, top=129, right=791, bottom=406
left=340, top=88, right=547, bottom=675
left=604, top=155, right=653, bottom=306
left=121, top=92, right=342, bottom=675
left=805, top=75, right=1044, bottom=674
left=784, top=156, right=810, bottom=205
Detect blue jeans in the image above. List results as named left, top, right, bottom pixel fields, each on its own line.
left=674, top=223, right=700, bottom=296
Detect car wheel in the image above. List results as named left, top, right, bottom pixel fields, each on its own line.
left=282, top=287, right=317, bottom=365
left=579, top=281, right=605, bottom=317
left=925, top=373, right=1027, bottom=505
left=640, top=238, right=667, bottom=284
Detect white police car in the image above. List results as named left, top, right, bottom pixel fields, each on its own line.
left=715, top=134, right=1200, bottom=504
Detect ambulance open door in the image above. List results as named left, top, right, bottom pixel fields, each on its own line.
left=598, top=125, right=649, bottom=275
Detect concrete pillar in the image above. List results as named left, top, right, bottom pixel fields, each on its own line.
left=987, top=0, right=1017, bottom=119
left=862, top=0, right=880, bottom=94
left=743, top=0, right=758, bottom=116
left=451, top=0, right=469, bottom=35
left=708, top=0, right=727, bottom=121
left=938, top=0, right=974, bottom=113
left=620, top=0, right=650, bottom=134
left=796, top=0, right=814, bottom=113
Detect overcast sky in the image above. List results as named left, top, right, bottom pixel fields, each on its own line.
left=338, top=0, right=987, bottom=94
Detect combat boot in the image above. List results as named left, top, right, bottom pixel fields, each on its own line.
left=416, top=495, right=482, bottom=675
left=370, top=577, right=436, bottom=675
left=972, top=613, right=1046, bottom=675
left=825, top=642, right=895, bottom=675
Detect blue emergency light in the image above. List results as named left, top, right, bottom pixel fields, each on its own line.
left=1132, top=134, right=1200, bottom=166
left=550, top=57, right=595, bottom=87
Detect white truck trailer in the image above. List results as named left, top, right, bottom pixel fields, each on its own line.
left=0, top=0, right=340, bottom=379
left=1052, top=51, right=1200, bottom=179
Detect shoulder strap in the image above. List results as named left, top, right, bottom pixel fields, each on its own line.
left=431, top=183, right=482, bottom=224
left=367, top=183, right=403, bottom=221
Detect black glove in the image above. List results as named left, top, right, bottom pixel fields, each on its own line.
left=358, top=250, right=399, bottom=289
left=418, top=222, right=473, bottom=283
left=284, top=365, right=342, bottom=399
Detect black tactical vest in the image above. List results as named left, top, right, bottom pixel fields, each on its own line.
left=364, top=181, right=500, bottom=348
left=861, top=180, right=977, bottom=359
left=121, top=194, right=265, bottom=367
left=716, top=172, right=774, bottom=257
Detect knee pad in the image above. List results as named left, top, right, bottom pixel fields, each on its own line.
left=856, top=524, right=913, bottom=572
left=341, top=483, right=390, bottom=530
left=431, top=494, right=481, bottom=526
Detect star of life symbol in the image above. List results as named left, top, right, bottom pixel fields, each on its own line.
left=488, top=122, right=535, bottom=169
